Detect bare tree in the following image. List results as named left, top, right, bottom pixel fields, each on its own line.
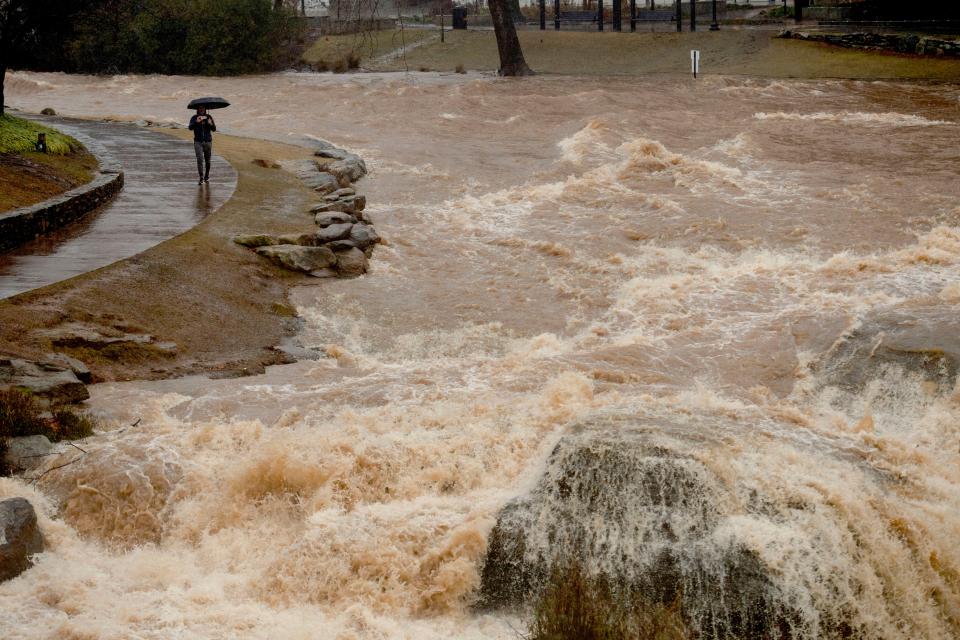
left=488, top=0, right=532, bottom=76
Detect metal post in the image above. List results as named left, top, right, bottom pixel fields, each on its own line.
left=555, top=0, right=561, bottom=29
left=598, top=0, right=604, bottom=30
left=710, top=0, right=718, bottom=29
left=676, top=0, right=681, bottom=31
left=795, top=0, right=803, bottom=23
left=613, top=0, right=621, bottom=30
left=440, top=0, right=444, bottom=42
left=540, top=0, right=546, bottom=29
left=630, top=0, right=636, bottom=31
left=690, top=0, right=695, bottom=31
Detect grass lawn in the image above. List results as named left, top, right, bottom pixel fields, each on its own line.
left=302, top=28, right=437, bottom=70
left=359, top=29, right=960, bottom=80
left=0, top=114, right=97, bottom=213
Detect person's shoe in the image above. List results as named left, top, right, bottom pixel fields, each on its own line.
left=198, top=178, right=204, bottom=185
left=204, top=176, right=210, bottom=183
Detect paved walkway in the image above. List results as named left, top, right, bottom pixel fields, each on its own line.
left=0, top=117, right=237, bottom=299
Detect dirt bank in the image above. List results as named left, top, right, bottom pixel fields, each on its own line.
left=0, top=128, right=320, bottom=382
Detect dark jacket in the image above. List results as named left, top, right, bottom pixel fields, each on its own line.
left=188, top=115, right=216, bottom=143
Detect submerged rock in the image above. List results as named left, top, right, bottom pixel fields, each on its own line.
left=813, top=307, right=960, bottom=395
left=255, top=245, right=337, bottom=273
left=0, top=498, right=44, bottom=582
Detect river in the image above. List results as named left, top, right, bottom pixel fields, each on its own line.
left=1, top=70, right=959, bottom=639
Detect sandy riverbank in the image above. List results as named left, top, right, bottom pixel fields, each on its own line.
left=0, top=129, right=321, bottom=381
left=357, top=29, right=960, bottom=80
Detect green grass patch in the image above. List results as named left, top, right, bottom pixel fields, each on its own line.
left=0, top=114, right=84, bottom=155
left=302, top=29, right=436, bottom=70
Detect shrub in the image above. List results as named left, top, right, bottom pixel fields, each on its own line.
left=50, top=409, right=97, bottom=441
left=455, top=62, right=466, bottom=74
left=0, top=389, right=47, bottom=439
left=529, top=563, right=688, bottom=640
left=347, top=52, right=361, bottom=70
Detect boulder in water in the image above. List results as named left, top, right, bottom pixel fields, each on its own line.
left=813, top=307, right=960, bottom=395
left=315, top=212, right=358, bottom=228
left=478, top=419, right=801, bottom=639
left=334, top=247, right=368, bottom=278
left=0, top=498, right=44, bottom=582
left=315, top=223, right=354, bottom=243
left=3, top=435, right=54, bottom=474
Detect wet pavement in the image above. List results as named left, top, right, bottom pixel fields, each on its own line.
left=0, top=117, right=236, bottom=299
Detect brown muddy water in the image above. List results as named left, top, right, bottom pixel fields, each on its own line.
left=1, top=71, right=960, bottom=639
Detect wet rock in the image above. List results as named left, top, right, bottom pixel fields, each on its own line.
left=326, top=239, right=357, bottom=252
left=335, top=247, right=368, bottom=278
left=0, top=498, right=44, bottom=582
left=256, top=245, right=337, bottom=273
left=310, top=196, right=363, bottom=215
left=273, top=344, right=322, bottom=361
left=813, top=306, right=960, bottom=395
left=311, top=173, right=341, bottom=195
left=234, top=234, right=278, bottom=248
left=349, top=224, right=381, bottom=250
left=330, top=187, right=356, bottom=198
left=315, top=212, right=357, bottom=228
left=322, top=155, right=367, bottom=186
left=478, top=419, right=801, bottom=639
left=276, top=233, right=321, bottom=247
left=316, top=223, right=354, bottom=243
left=292, top=161, right=339, bottom=194
left=3, top=436, right=53, bottom=474
left=40, top=108, right=56, bottom=116
left=314, top=148, right=349, bottom=161
left=0, top=358, right=89, bottom=405
left=308, top=268, right=339, bottom=279
left=42, top=353, right=91, bottom=384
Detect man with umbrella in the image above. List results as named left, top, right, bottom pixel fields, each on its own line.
left=188, top=97, right=229, bottom=184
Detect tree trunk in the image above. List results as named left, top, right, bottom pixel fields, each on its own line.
left=0, top=63, right=6, bottom=117
left=488, top=0, right=533, bottom=76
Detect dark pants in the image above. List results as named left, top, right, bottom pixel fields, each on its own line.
left=194, top=141, right=212, bottom=179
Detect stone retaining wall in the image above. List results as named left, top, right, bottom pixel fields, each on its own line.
left=0, top=133, right=124, bottom=253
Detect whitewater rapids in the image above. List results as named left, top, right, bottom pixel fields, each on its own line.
left=1, top=71, right=959, bottom=639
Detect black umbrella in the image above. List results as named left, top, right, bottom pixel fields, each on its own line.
left=187, top=96, right=230, bottom=110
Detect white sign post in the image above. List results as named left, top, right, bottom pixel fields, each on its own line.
left=691, top=49, right=700, bottom=79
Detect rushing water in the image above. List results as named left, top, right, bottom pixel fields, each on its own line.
left=1, top=70, right=959, bottom=639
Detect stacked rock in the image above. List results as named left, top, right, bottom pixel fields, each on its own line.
left=236, top=142, right=380, bottom=279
